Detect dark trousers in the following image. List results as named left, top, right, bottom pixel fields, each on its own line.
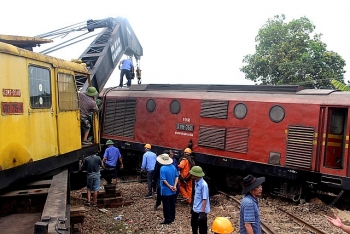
left=119, top=69, right=131, bottom=87
left=146, top=171, right=154, bottom=195
left=161, top=194, right=176, bottom=223
left=155, top=181, right=162, bottom=207
left=191, top=211, right=207, bottom=234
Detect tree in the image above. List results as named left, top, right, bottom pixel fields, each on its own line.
left=240, top=15, right=346, bottom=88
left=331, top=79, right=350, bottom=91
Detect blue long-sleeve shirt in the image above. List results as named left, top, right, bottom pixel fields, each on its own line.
left=141, top=151, right=157, bottom=171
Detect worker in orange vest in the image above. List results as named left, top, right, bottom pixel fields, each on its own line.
left=178, top=148, right=195, bottom=205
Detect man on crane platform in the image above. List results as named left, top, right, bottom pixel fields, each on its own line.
left=118, top=56, right=134, bottom=88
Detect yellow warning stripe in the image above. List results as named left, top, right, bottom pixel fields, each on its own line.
left=322, top=141, right=342, bottom=147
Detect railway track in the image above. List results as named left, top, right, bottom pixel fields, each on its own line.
left=217, top=190, right=327, bottom=234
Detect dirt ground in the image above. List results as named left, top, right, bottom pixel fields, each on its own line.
left=70, top=179, right=349, bottom=234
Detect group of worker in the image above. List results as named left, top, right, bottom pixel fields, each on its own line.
left=141, top=145, right=194, bottom=204
left=140, top=144, right=213, bottom=233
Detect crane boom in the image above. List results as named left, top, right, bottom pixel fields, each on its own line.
left=78, top=17, right=143, bottom=92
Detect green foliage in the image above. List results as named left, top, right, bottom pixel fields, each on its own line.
left=331, top=79, right=350, bottom=91
left=240, top=14, right=346, bottom=88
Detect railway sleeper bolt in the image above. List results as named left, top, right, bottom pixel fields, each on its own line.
left=58, top=217, right=67, bottom=224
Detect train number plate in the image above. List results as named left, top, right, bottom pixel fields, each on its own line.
left=176, top=123, right=194, bottom=132
left=1, top=102, right=24, bottom=115
left=3, top=89, right=21, bottom=97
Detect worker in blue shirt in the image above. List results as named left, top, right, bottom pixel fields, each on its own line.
left=158, top=153, right=178, bottom=224
left=102, top=140, right=123, bottom=185
left=141, top=143, right=157, bottom=198
left=189, top=166, right=210, bottom=234
left=118, top=56, right=134, bottom=88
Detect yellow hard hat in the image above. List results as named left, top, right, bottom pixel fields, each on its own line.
left=211, top=217, right=234, bottom=233
left=144, top=143, right=151, bottom=149
left=184, top=148, right=192, bottom=154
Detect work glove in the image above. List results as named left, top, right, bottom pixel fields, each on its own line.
left=198, top=212, right=206, bottom=221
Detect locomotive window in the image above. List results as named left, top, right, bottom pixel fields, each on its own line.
left=146, top=99, right=156, bottom=112
left=29, top=66, right=52, bottom=109
left=269, top=105, right=285, bottom=123
left=170, top=100, right=181, bottom=114
left=331, top=112, right=345, bottom=135
left=58, top=73, right=78, bottom=111
left=234, top=103, right=247, bottom=119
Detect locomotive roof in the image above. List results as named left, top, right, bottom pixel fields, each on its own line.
left=102, top=84, right=350, bottom=106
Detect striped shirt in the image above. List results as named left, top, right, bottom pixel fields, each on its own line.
left=240, top=193, right=261, bottom=234
left=79, top=93, right=98, bottom=118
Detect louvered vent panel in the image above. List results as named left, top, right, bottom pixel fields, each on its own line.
left=103, top=100, right=117, bottom=134
left=198, top=126, right=226, bottom=150
left=200, top=100, right=228, bottom=119
left=123, top=100, right=136, bottom=138
left=102, top=99, right=136, bottom=138
left=225, top=127, right=249, bottom=153
left=113, top=101, right=126, bottom=134
left=285, top=125, right=315, bottom=169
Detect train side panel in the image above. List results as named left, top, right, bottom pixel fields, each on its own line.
left=100, top=87, right=350, bottom=195
left=0, top=53, right=59, bottom=170
left=0, top=42, right=98, bottom=190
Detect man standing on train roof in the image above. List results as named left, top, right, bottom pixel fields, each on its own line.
left=118, top=56, right=134, bottom=88
left=240, top=174, right=265, bottom=234
left=189, top=166, right=210, bottom=234
left=178, top=148, right=195, bottom=205
left=103, top=140, right=123, bottom=185
left=79, top=87, right=99, bottom=145
left=82, top=153, right=105, bottom=206
left=141, top=143, right=157, bottom=198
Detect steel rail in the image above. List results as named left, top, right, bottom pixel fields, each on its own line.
left=277, top=207, right=328, bottom=234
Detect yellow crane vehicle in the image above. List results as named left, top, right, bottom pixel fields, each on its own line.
left=0, top=17, right=142, bottom=233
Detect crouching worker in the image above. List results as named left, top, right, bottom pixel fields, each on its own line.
left=211, top=217, right=234, bottom=233
left=190, top=166, right=210, bottom=234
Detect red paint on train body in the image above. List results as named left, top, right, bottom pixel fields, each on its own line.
left=99, top=85, right=350, bottom=190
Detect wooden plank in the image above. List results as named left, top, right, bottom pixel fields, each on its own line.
left=81, top=190, right=121, bottom=198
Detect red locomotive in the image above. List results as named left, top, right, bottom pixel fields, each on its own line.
left=99, top=84, right=350, bottom=202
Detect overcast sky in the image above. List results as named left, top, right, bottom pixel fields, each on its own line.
left=1, top=0, right=349, bottom=88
